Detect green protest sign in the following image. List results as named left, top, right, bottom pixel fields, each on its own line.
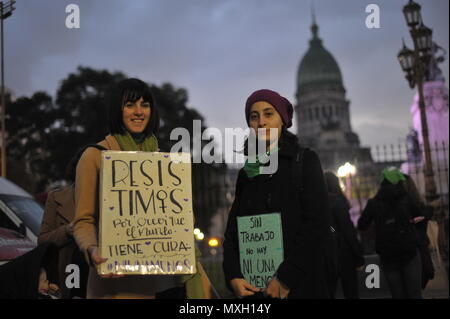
left=237, top=213, right=284, bottom=289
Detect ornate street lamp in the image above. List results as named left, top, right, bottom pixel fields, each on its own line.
left=398, top=2, right=448, bottom=271
left=397, top=1, right=438, bottom=203
left=413, top=22, right=433, bottom=54
left=398, top=40, right=416, bottom=88
left=402, top=0, right=422, bottom=28
left=0, top=0, right=15, bottom=177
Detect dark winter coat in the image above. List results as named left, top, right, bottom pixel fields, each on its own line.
left=328, top=193, right=364, bottom=268
left=357, top=182, right=421, bottom=265
left=415, top=204, right=435, bottom=288
left=38, top=185, right=88, bottom=299
left=0, top=242, right=59, bottom=299
left=223, top=138, right=332, bottom=299
left=415, top=204, right=433, bottom=248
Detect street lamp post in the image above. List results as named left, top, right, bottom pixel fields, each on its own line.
left=397, top=0, right=438, bottom=202
left=0, top=0, right=15, bottom=178
left=398, top=1, right=449, bottom=274
left=337, top=162, right=356, bottom=199
left=338, top=162, right=364, bottom=219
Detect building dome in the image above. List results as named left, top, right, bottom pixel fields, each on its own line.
left=297, top=21, right=343, bottom=88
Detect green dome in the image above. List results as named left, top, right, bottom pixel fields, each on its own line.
left=297, top=22, right=343, bottom=88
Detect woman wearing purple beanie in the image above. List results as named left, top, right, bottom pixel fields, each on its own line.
left=223, top=89, right=333, bottom=299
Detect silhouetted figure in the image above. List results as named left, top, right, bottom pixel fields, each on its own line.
left=325, top=172, right=364, bottom=299
left=403, top=174, right=435, bottom=289
left=358, top=168, right=423, bottom=299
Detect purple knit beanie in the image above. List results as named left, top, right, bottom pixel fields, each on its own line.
left=245, top=89, right=293, bottom=128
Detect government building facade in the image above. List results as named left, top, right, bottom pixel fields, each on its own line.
left=295, top=18, right=373, bottom=173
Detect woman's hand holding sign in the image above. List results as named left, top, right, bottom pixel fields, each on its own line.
left=88, top=246, right=124, bottom=278
left=231, top=277, right=290, bottom=299
left=230, top=278, right=261, bottom=298
left=264, top=277, right=290, bottom=299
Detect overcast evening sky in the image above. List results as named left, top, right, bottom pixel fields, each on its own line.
left=6, top=0, right=449, bottom=149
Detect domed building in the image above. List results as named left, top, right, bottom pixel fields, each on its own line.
left=295, top=16, right=372, bottom=172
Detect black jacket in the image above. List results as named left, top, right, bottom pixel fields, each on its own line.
left=415, top=204, right=433, bottom=248
left=358, top=182, right=421, bottom=264
left=328, top=193, right=365, bottom=267
left=0, top=242, right=59, bottom=299
left=223, top=139, right=332, bottom=298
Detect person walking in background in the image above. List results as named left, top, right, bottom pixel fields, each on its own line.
left=38, top=152, right=89, bottom=298
left=324, top=172, right=364, bottom=299
left=223, top=89, right=332, bottom=299
left=358, top=168, right=423, bottom=299
left=403, top=174, right=435, bottom=289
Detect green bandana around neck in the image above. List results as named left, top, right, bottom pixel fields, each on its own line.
left=243, top=146, right=279, bottom=178
left=114, top=130, right=158, bottom=152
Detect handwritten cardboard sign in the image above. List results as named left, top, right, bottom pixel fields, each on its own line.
left=98, top=151, right=196, bottom=275
left=237, top=213, right=284, bottom=289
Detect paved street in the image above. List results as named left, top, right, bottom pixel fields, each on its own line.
left=335, top=254, right=449, bottom=299
left=204, top=253, right=449, bottom=299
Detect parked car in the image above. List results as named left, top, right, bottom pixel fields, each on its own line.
left=0, top=227, right=35, bottom=266
left=0, top=178, right=43, bottom=265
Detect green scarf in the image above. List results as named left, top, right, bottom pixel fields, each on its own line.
left=114, top=130, right=158, bottom=152
left=243, top=146, right=279, bottom=178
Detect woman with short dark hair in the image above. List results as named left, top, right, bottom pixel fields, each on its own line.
left=72, top=78, right=176, bottom=298
left=108, top=78, right=159, bottom=137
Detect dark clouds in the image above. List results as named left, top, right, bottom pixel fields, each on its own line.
left=6, top=0, right=449, bottom=147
